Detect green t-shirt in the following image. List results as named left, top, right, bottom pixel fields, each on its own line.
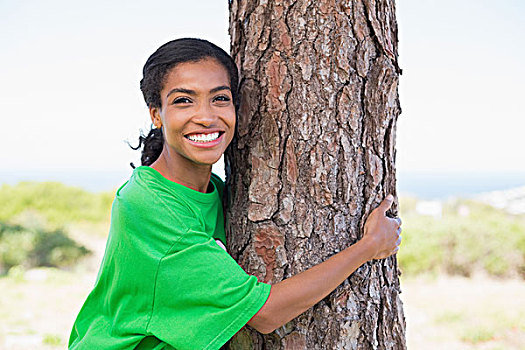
left=69, top=166, right=271, bottom=350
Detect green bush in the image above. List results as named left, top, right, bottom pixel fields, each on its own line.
left=0, top=221, right=90, bottom=274
left=0, top=181, right=113, bottom=225
left=43, top=334, right=62, bottom=346
left=398, top=198, right=525, bottom=278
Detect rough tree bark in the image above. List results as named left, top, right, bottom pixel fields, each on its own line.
left=224, top=0, right=405, bottom=348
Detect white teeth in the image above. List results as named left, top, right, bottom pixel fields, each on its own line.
left=187, top=132, right=220, bottom=143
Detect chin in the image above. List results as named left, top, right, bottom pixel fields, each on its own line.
left=194, top=156, right=222, bottom=166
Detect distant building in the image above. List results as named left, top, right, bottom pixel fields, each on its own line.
left=457, top=204, right=470, bottom=217
left=415, top=200, right=442, bottom=218
left=476, top=186, right=525, bottom=215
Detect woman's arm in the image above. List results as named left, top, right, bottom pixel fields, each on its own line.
left=247, top=195, right=402, bottom=334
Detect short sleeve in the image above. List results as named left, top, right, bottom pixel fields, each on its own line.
left=147, top=229, right=271, bottom=350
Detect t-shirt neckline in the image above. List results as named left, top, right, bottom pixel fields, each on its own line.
left=135, top=166, right=218, bottom=203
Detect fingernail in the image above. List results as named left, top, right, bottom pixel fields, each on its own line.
left=387, top=194, right=394, bottom=200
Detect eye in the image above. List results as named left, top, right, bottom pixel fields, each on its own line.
left=213, top=95, right=231, bottom=103
left=173, top=97, right=192, bottom=104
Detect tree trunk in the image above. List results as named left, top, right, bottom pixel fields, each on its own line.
left=225, top=0, right=405, bottom=348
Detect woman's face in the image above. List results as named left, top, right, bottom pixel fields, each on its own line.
left=150, top=58, right=236, bottom=168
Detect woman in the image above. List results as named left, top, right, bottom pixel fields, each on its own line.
left=69, top=38, right=402, bottom=350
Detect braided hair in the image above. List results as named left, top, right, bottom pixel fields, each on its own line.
left=130, top=38, right=239, bottom=167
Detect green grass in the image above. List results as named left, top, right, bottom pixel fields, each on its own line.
left=461, top=326, right=496, bottom=344
left=434, top=311, right=465, bottom=324
left=0, top=221, right=91, bottom=274
left=0, top=181, right=108, bottom=274
left=398, top=197, right=525, bottom=278
left=455, top=308, right=524, bottom=345
left=0, top=181, right=113, bottom=226
left=43, top=333, right=62, bottom=346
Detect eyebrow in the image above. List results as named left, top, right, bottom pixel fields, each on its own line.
left=166, top=85, right=231, bottom=99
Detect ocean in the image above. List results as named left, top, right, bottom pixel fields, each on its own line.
left=397, top=171, right=525, bottom=199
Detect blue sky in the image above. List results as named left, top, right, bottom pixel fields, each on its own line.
left=0, top=0, right=523, bottom=190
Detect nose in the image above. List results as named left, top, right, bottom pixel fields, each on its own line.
left=192, top=101, right=217, bottom=127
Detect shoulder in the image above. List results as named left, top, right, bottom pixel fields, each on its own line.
left=113, top=167, right=199, bottom=232
left=108, top=167, right=212, bottom=255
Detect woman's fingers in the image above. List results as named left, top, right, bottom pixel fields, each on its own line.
left=378, top=194, right=395, bottom=214
left=389, top=216, right=401, bottom=228
left=364, top=196, right=403, bottom=260
left=381, top=231, right=402, bottom=260
left=395, top=217, right=402, bottom=227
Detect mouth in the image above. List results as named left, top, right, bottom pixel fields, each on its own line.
left=184, top=131, right=224, bottom=143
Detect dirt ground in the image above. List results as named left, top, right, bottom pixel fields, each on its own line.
left=1, top=235, right=524, bottom=349
left=402, top=274, right=525, bottom=350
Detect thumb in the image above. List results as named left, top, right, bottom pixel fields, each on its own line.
left=378, top=194, right=394, bottom=213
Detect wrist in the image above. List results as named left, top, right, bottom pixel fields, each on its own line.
left=357, top=234, right=378, bottom=262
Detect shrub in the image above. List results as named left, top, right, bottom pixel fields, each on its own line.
left=0, top=221, right=90, bottom=274
left=398, top=198, right=525, bottom=278
left=0, top=182, right=113, bottom=225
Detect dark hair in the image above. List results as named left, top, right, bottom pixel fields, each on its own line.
left=130, top=38, right=239, bottom=167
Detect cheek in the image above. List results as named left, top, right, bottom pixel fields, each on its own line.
left=227, top=113, right=236, bottom=139
left=228, top=108, right=236, bottom=128
left=164, top=112, right=187, bottom=131
left=231, top=113, right=237, bottom=131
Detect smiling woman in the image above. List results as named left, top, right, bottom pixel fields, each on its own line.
left=68, top=39, right=272, bottom=350
left=148, top=58, right=236, bottom=192
left=130, top=38, right=240, bottom=172
left=68, top=38, right=402, bottom=350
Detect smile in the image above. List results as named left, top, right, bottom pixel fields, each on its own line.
left=185, top=132, right=221, bottom=143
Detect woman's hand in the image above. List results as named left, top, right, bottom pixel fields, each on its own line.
left=362, top=194, right=402, bottom=260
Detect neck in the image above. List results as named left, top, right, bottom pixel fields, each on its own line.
left=150, top=148, right=212, bottom=193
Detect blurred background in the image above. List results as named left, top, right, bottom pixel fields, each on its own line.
left=0, top=0, right=524, bottom=349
